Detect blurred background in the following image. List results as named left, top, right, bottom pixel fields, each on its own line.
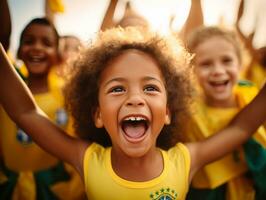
left=7, top=0, right=266, bottom=55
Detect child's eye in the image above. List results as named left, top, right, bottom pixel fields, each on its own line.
left=144, top=85, right=159, bottom=92
left=222, top=57, right=233, bottom=64
left=199, top=61, right=211, bottom=68
left=109, top=86, right=125, bottom=93
left=43, top=38, right=55, bottom=47
left=22, top=38, right=34, bottom=45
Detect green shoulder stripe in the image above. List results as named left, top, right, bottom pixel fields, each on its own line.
left=237, top=80, right=254, bottom=87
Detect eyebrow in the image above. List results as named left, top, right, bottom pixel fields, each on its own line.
left=143, top=76, right=163, bottom=84
left=102, top=77, right=124, bottom=88
left=103, top=76, right=163, bottom=87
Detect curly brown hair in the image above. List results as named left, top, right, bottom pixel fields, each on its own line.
left=186, top=26, right=243, bottom=64
left=64, top=27, right=194, bottom=149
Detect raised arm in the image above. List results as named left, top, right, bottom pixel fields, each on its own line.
left=188, top=83, right=266, bottom=181
left=0, top=43, right=88, bottom=176
left=179, top=0, right=204, bottom=43
left=235, top=0, right=256, bottom=57
left=45, top=0, right=65, bottom=24
left=100, top=0, right=119, bottom=31
left=0, top=0, right=11, bottom=51
left=45, top=0, right=55, bottom=23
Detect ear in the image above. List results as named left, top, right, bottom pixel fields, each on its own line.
left=164, top=107, right=171, bottom=125
left=94, top=108, right=104, bottom=128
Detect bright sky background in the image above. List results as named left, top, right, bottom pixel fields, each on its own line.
left=8, top=0, right=266, bottom=55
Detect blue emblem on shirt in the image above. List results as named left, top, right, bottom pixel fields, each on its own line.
left=16, top=128, right=32, bottom=145
left=55, top=108, right=68, bottom=126
left=150, top=187, right=178, bottom=200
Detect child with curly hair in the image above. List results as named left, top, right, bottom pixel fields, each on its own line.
left=185, top=26, right=266, bottom=200
left=0, top=27, right=265, bottom=200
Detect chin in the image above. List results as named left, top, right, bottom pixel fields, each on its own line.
left=121, top=143, right=152, bottom=158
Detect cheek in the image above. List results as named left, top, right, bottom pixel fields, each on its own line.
left=195, top=70, right=209, bottom=86
left=99, top=98, right=119, bottom=123
left=18, top=46, right=27, bottom=59
left=98, top=104, right=118, bottom=135
left=228, top=67, right=240, bottom=82
left=48, top=50, right=59, bottom=64
left=151, top=98, right=168, bottom=120
left=195, top=66, right=207, bottom=77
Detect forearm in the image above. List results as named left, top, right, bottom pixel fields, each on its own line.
left=100, top=0, right=118, bottom=31
left=0, top=43, right=37, bottom=121
left=211, top=83, right=266, bottom=155
left=236, top=0, right=256, bottom=58
left=216, top=84, right=265, bottom=153
left=0, top=0, right=11, bottom=50
left=45, top=0, right=54, bottom=23
left=231, top=83, right=266, bottom=136
left=181, top=0, right=203, bottom=43
left=190, top=84, right=266, bottom=176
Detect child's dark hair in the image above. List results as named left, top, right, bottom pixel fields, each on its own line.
left=186, top=26, right=243, bottom=64
left=17, top=17, right=60, bottom=54
left=64, top=27, right=194, bottom=149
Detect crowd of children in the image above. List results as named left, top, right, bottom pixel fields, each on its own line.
left=0, top=0, right=265, bottom=200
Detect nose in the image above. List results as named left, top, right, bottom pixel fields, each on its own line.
left=32, top=41, right=44, bottom=51
left=125, top=92, right=145, bottom=107
left=211, top=62, right=225, bottom=75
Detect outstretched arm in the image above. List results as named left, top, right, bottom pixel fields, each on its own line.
left=235, top=0, right=256, bottom=57
left=188, top=83, right=266, bottom=181
left=45, top=0, right=55, bottom=23
left=100, top=0, right=118, bottom=31
left=45, top=0, right=65, bottom=24
left=179, top=0, right=204, bottom=43
left=0, top=0, right=11, bottom=51
left=0, top=43, right=88, bottom=176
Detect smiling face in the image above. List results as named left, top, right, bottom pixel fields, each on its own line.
left=193, top=36, right=241, bottom=107
left=18, top=24, right=59, bottom=77
left=94, top=50, right=170, bottom=158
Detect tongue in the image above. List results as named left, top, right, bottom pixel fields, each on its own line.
left=123, top=122, right=146, bottom=139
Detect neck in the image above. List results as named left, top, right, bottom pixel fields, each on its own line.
left=28, top=75, right=49, bottom=94
left=205, top=96, right=237, bottom=108
left=111, top=147, right=163, bottom=182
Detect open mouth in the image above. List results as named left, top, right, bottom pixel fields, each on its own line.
left=121, top=116, right=149, bottom=142
left=209, top=80, right=230, bottom=91
left=209, top=80, right=229, bottom=87
left=28, top=55, right=46, bottom=64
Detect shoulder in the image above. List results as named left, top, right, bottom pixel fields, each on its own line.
left=237, top=79, right=255, bottom=87
left=83, top=143, right=107, bottom=160
left=83, top=143, right=109, bottom=186
left=83, top=143, right=109, bottom=170
left=167, top=143, right=191, bottom=167
left=166, top=143, right=191, bottom=182
left=235, top=80, right=259, bottom=102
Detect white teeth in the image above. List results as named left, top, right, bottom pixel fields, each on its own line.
left=210, top=80, right=227, bottom=85
left=30, top=55, right=44, bottom=62
left=136, top=117, right=143, bottom=121
left=124, top=116, right=145, bottom=121
left=32, top=58, right=41, bottom=62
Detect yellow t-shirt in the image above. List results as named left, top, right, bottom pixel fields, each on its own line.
left=0, top=90, right=86, bottom=200
left=0, top=91, right=68, bottom=171
left=244, top=63, right=266, bottom=89
left=83, top=142, right=191, bottom=200
left=185, top=82, right=266, bottom=189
